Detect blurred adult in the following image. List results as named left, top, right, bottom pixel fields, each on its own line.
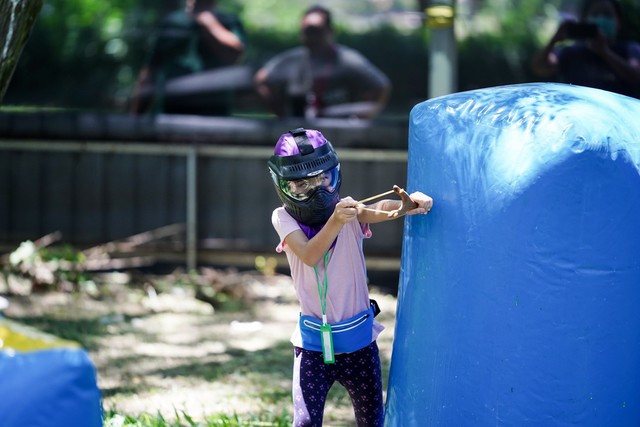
left=531, top=0, right=640, bottom=98
left=254, top=5, right=391, bottom=120
left=131, top=0, right=246, bottom=115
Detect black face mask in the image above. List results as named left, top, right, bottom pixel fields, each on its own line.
left=280, top=184, right=341, bottom=226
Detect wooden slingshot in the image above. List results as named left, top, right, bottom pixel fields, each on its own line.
left=358, top=185, right=419, bottom=218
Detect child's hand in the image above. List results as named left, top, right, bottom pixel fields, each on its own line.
left=332, top=197, right=361, bottom=224
left=406, top=191, right=433, bottom=216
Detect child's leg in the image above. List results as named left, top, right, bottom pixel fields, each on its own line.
left=335, top=342, right=385, bottom=427
left=292, top=346, right=334, bottom=427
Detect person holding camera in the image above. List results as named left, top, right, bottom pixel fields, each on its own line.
left=531, top=0, right=640, bottom=98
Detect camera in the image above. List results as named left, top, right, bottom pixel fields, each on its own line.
left=564, top=22, right=598, bottom=39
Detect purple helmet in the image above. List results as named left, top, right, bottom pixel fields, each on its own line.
left=268, top=128, right=342, bottom=226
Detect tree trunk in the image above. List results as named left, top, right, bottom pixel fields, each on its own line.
left=0, top=0, right=43, bottom=104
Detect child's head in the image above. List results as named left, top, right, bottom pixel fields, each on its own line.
left=268, top=128, right=342, bottom=226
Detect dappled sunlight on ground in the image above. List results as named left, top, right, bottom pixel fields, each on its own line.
left=3, top=273, right=398, bottom=425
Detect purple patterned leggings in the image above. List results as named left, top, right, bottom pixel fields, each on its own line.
left=292, top=341, right=384, bottom=427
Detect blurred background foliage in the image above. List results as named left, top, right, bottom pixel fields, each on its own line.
left=4, top=0, right=640, bottom=116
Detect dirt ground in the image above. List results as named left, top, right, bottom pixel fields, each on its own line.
left=2, top=271, right=399, bottom=426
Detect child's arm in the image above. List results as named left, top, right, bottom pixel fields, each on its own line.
left=284, top=197, right=360, bottom=266
left=358, top=191, right=433, bottom=224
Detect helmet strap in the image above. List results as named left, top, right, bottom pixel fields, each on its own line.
left=289, top=128, right=314, bottom=155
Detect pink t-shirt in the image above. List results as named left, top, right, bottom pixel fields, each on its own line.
left=272, top=207, right=384, bottom=348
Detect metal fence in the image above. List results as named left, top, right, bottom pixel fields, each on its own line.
left=0, top=112, right=411, bottom=271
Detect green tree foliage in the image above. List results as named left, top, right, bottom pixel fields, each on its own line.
left=4, top=0, right=170, bottom=109
left=458, top=0, right=552, bottom=90
left=3, top=1, right=639, bottom=112
left=340, top=26, right=429, bottom=114
left=619, top=0, right=640, bottom=41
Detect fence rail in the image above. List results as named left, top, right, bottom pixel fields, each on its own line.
left=0, top=112, right=411, bottom=271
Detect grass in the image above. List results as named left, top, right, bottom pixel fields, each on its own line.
left=9, top=298, right=301, bottom=427
left=103, top=409, right=293, bottom=427
left=13, top=314, right=112, bottom=350
left=3, top=278, right=397, bottom=427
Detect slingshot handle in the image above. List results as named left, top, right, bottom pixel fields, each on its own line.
left=389, top=185, right=419, bottom=218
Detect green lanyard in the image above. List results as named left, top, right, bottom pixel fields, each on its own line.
left=313, top=250, right=335, bottom=364
left=313, top=250, right=330, bottom=325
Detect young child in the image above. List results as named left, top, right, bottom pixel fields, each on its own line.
left=268, top=128, right=433, bottom=427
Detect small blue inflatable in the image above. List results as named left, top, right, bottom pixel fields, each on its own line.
left=385, top=83, right=640, bottom=426
left=0, top=317, right=102, bottom=427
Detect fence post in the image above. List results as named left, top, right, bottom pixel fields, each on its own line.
left=425, top=0, right=457, bottom=98
left=186, top=146, right=198, bottom=272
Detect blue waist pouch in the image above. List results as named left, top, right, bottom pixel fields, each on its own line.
left=299, top=307, right=374, bottom=354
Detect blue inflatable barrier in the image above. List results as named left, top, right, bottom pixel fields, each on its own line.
left=385, top=83, right=640, bottom=426
left=0, top=317, right=102, bottom=427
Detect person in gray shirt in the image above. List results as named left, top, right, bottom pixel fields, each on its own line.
left=254, top=5, right=391, bottom=119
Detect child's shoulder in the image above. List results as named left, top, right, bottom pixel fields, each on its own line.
left=272, top=206, right=288, bottom=218
left=272, top=206, right=296, bottom=227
